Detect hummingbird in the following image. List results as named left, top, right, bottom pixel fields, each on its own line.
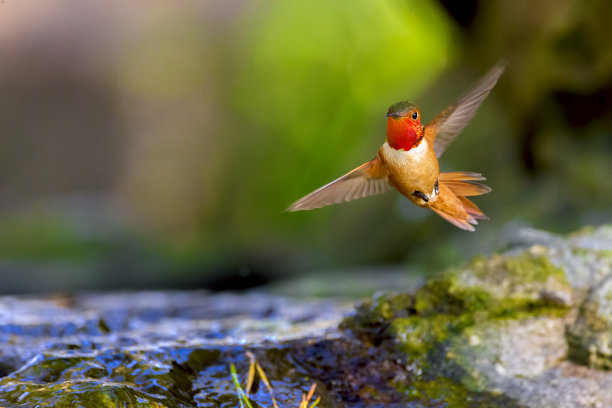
left=288, top=63, right=505, bottom=231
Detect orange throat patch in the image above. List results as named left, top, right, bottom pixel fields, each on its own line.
left=386, top=117, right=423, bottom=151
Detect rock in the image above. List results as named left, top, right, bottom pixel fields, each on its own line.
left=568, top=275, right=612, bottom=369
left=501, top=225, right=612, bottom=294
left=447, top=317, right=612, bottom=408
left=0, top=292, right=356, bottom=407
left=342, top=224, right=612, bottom=408
left=415, top=247, right=574, bottom=313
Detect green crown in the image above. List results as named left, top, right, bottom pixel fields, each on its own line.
left=387, top=101, right=416, bottom=115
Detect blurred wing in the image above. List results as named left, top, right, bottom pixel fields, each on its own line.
left=425, top=62, right=506, bottom=157
left=287, top=156, right=390, bottom=211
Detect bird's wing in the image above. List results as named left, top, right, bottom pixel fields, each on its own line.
left=287, top=156, right=390, bottom=211
left=425, top=62, right=506, bottom=158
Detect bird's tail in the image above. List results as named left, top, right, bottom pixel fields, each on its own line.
left=430, top=172, right=491, bottom=231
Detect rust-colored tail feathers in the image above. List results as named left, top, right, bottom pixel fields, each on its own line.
left=430, top=172, right=491, bottom=231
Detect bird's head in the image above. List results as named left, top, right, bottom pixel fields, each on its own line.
left=386, top=101, right=423, bottom=151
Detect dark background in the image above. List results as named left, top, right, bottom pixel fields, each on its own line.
left=0, top=0, right=610, bottom=294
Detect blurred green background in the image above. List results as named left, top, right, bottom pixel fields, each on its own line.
left=0, top=0, right=610, bottom=294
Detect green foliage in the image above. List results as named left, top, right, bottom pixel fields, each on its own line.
left=220, top=0, right=455, bottom=256
left=0, top=214, right=117, bottom=262
left=3, top=0, right=612, bottom=287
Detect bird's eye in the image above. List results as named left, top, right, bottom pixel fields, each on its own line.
left=412, top=111, right=418, bottom=120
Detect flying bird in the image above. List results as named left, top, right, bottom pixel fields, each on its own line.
left=288, top=63, right=506, bottom=231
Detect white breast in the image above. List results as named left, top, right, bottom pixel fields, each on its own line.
left=381, top=139, right=429, bottom=167
left=380, top=140, right=439, bottom=203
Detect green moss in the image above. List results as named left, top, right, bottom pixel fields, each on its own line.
left=387, top=315, right=462, bottom=356
left=372, top=292, right=414, bottom=321
left=340, top=292, right=413, bottom=335
left=341, top=250, right=571, bottom=363
left=412, top=253, right=569, bottom=321
left=0, top=381, right=166, bottom=407
left=388, top=316, right=445, bottom=355
left=400, top=377, right=521, bottom=408
left=16, top=356, right=102, bottom=383
left=595, top=249, right=612, bottom=260
left=413, top=273, right=494, bottom=316
left=571, top=247, right=591, bottom=257
left=570, top=247, right=612, bottom=260
left=502, top=252, right=567, bottom=283
left=467, top=251, right=568, bottom=288
left=567, top=225, right=597, bottom=238
left=492, top=304, right=570, bottom=320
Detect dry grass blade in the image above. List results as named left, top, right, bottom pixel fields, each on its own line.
left=245, top=351, right=256, bottom=396
left=305, top=383, right=316, bottom=402
left=254, top=359, right=279, bottom=408
left=234, top=353, right=318, bottom=408
left=299, top=383, right=319, bottom=408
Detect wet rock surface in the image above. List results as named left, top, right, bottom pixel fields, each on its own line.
left=1, top=225, right=612, bottom=407
left=0, top=292, right=356, bottom=407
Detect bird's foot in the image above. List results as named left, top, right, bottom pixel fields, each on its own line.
left=413, top=190, right=429, bottom=202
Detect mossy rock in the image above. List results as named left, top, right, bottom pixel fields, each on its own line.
left=342, top=247, right=571, bottom=356
left=567, top=276, right=612, bottom=369
left=340, top=292, right=414, bottom=341
left=415, top=249, right=572, bottom=317
left=401, top=377, right=521, bottom=408
left=339, top=227, right=612, bottom=407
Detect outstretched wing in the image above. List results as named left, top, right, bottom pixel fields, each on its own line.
left=287, top=156, right=389, bottom=211
left=425, top=62, right=506, bottom=158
